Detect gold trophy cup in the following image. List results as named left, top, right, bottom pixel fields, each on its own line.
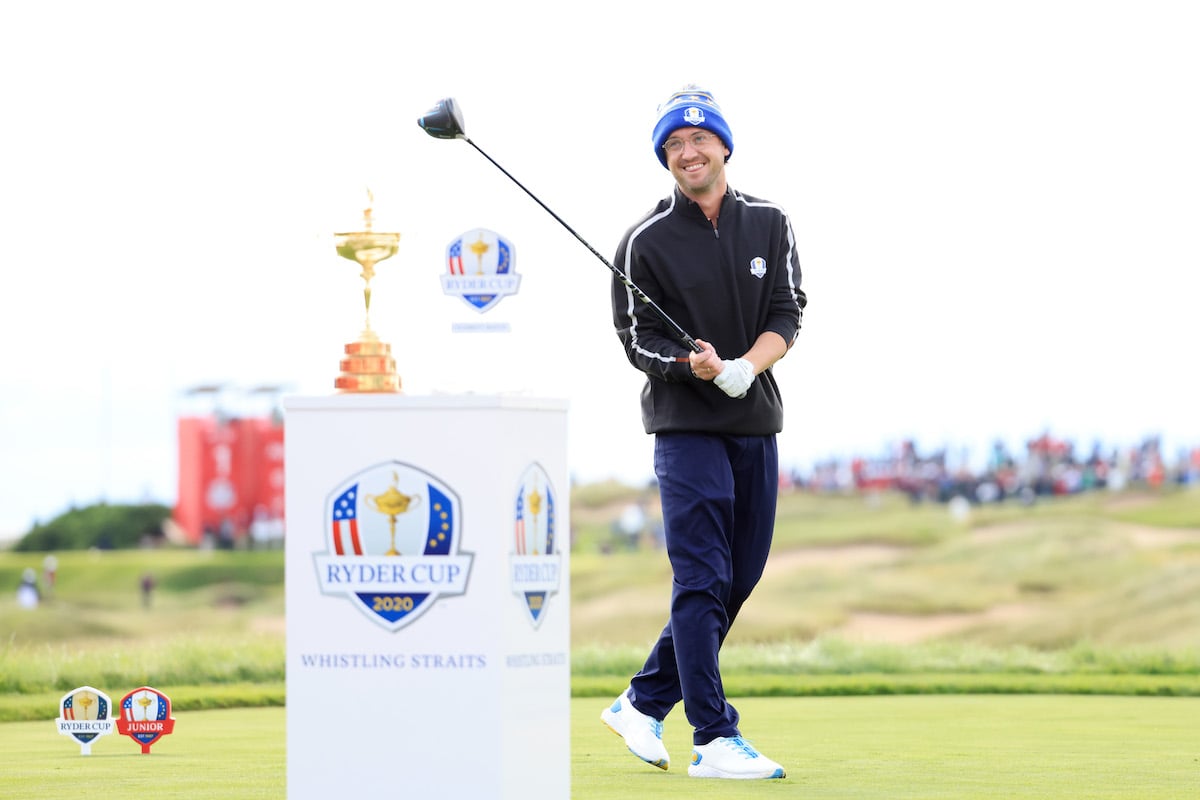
left=365, top=472, right=423, bottom=556
left=77, top=691, right=97, bottom=720
left=527, top=485, right=543, bottom=555
left=334, top=192, right=402, bottom=392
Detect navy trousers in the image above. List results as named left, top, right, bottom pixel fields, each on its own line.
left=628, top=431, right=779, bottom=745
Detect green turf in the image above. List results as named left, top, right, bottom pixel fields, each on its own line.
left=2, top=707, right=284, bottom=799
left=3, top=696, right=1197, bottom=798
left=580, top=695, right=1200, bottom=798
left=4, top=487, right=1198, bottom=795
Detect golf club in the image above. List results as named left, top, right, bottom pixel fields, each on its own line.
left=418, top=97, right=702, bottom=353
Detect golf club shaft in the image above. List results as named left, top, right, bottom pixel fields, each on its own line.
left=463, top=138, right=702, bottom=354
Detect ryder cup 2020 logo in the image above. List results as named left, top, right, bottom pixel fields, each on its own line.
left=443, top=228, right=520, bottom=313
left=315, top=461, right=472, bottom=632
left=510, top=462, right=562, bottom=627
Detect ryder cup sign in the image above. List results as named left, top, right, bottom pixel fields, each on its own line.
left=511, top=462, right=562, bottom=627
left=116, top=686, right=176, bottom=754
left=285, top=394, right=571, bottom=798
left=314, top=460, right=472, bottom=631
left=442, top=228, right=520, bottom=312
left=56, top=686, right=116, bottom=755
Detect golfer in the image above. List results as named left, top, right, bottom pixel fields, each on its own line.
left=602, top=85, right=806, bottom=780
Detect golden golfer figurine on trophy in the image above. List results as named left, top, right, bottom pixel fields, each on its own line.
left=334, top=191, right=402, bottom=392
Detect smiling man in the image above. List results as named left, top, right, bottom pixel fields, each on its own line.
left=602, top=86, right=807, bottom=780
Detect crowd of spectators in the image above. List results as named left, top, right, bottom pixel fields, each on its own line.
left=793, top=433, right=1200, bottom=505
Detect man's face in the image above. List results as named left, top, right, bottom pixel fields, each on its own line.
left=663, top=127, right=729, bottom=197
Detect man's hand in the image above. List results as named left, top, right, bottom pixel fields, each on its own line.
left=688, top=339, right=722, bottom=380
left=690, top=340, right=755, bottom=399
left=713, top=358, right=755, bottom=399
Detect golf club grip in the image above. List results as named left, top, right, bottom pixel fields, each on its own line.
left=465, top=139, right=703, bottom=354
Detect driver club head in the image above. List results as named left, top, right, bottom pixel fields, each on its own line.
left=418, top=97, right=466, bottom=140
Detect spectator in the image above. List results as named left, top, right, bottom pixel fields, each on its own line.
left=141, top=573, right=157, bottom=609
left=42, top=554, right=58, bottom=594
left=17, top=568, right=40, bottom=609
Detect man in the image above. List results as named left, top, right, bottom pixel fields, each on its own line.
left=601, top=86, right=806, bottom=780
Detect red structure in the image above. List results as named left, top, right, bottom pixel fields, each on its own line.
left=174, top=387, right=286, bottom=546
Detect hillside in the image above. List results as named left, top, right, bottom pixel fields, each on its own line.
left=569, top=484, right=1200, bottom=651
left=2, top=484, right=1197, bottom=656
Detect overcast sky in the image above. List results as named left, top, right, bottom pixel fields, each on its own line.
left=2, top=1, right=1198, bottom=536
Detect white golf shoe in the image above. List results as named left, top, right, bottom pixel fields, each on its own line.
left=600, top=688, right=669, bottom=770
left=688, top=735, right=786, bottom=779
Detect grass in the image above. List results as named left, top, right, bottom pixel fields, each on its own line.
left=3, top=697, right=1198, bottom=798
left=3, top=486, right=1200, bottom=795
left=1, top=486, right=1198, bottom=722
left=572, top=486, right=1200, bottom=649
left=579, top=695, right=1200, bottom=799
left=1, top=707, right=285, bottom=799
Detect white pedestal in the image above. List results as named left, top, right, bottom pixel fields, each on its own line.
left=284, top=394, right=570, bottom=799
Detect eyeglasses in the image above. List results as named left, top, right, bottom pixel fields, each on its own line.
left=662, top=131, right=720, bottom=155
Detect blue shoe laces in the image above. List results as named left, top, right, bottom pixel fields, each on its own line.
left=723, top=736, right=760, bottom=758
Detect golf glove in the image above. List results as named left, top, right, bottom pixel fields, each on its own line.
left=713, top=358, right=755, bottom=399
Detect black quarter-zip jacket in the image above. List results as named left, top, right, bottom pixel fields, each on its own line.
left=612, top=185, right=807, bottom=436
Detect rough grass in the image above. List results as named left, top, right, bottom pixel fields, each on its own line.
left=573, top=487, right=1200, bottom=649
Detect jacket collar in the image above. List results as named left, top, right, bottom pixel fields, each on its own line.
left=673, top=185, right=733, bottom=222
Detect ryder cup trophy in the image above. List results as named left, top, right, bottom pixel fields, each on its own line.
left=334, top=193, right=402, bottom=392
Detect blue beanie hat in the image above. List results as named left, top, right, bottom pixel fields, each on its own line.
left=651, top=85, right=733, bottom=169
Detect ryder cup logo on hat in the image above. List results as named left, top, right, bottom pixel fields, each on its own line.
left=509, top=462, right=562, bottom=628
left=652, top=84, right=734, bottom=169
left=314, top=461, right=472, bottom=632
left=56, top=686, right=116, bottom=755
left=443, top=228, right=520, bottom=313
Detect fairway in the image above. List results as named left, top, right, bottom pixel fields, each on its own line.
left=579, top=695, right=1199, bottom=799
left=2, top=696, right=1195, bottom=798
left=2, top=707, right=285, bottom=798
